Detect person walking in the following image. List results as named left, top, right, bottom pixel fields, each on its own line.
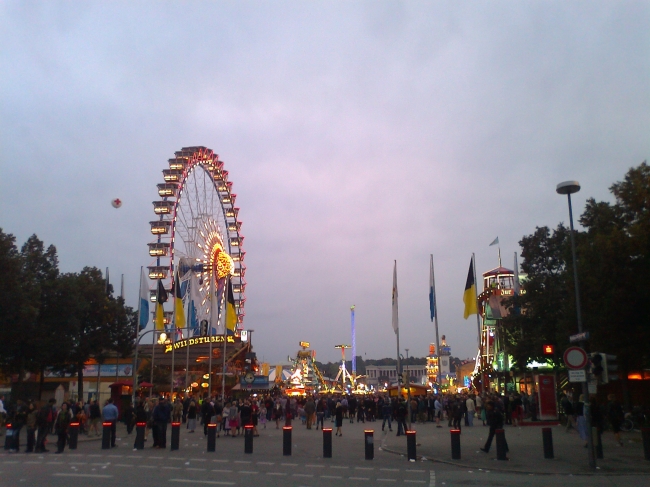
left=606, top=394, right=624, bottom=446
left=54, top=403, right=71, bottom=454
left=334, top=402, right=344, bottom=436
left=396, top=398, right=408, bottom=436
left=152, top=397, right=171, bottom=448
left=25, top=402, right=38, bottom=453
left=434, top=395, right=443, bottom=428
left=466, top=395, right=476, bottom=427
left=9, top=400, right=27, bottom=452
left=381, top=399, right=393, bottom=432
left=35, top=400, right=53, bottom=453
left=304, top=396, right=316, bottom=430
left=187, top=400, right=197, bottom=433
left=480, top=401, right=508, bottom=458
left=102, top=398, right=119, bottom=448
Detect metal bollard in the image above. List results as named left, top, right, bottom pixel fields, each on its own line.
left=171, top=422, right=180, bottom=451
left=495, top=429, right=508, bottom=461
left=364, top=430, right=374, bottom=460
left=283, top=426, right=292, bottom=456
left=4, top=423, right=12, bottom=450
left=542, top=427, right=553, bottom=459
left=244, top=425, right=253, bottom=454
left=323, top=428, right=332, bottom=458
left=642, top=428, right=650, bottom=461
left=592, top=426, right=603, bottom=459
left=102, top=422, right=112, bottom=450
left=207, top=424, right=216, bottom=452
left=450, top=429, right=461, bottom=460
left=68, top=422, right=79, bottom=450
left=406, top=430, right=417, bottom=461
left=134, top=422, right=146, bottom=450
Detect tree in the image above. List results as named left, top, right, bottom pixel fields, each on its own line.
left=502, top=162, right=650, bottom=379
left=0, top=230, right=39, bottom=398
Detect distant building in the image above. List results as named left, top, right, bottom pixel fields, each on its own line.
left=365, top=365, right=428, bottom=387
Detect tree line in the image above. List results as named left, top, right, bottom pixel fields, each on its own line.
left=501, top=162, right=650, bottom=378
left=0, top=231, right=137, bottom=401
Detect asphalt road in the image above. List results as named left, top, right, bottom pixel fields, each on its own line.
left=1, top=420, right=648, bottom=487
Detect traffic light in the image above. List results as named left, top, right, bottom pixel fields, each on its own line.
left=601, top=354, right=618, bottom=384
left=590, top=352, right=603, bottom=379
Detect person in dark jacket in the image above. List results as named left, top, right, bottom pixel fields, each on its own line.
left=480, top=401, right=508, bottom=457
left=152, top=397, right=171, bottom=448
left=54, top=403, right=72, bottom=454
left=334, top=402, right=344, bottom=436
left=35, top=399, right=55, bottom=453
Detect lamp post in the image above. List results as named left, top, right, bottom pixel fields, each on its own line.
left=405, top=349, right=412, bottom=430
left=556, top=180, right=595, bottom=469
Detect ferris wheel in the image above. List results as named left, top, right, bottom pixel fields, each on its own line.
left=147, top=146, right=246, bottom=333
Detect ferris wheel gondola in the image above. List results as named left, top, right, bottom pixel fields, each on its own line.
left=147, top=146, right=246, bottom=332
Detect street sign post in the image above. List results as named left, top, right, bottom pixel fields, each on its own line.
left=569, top=332, right=590, bottom=343
left=568, top=369, right=587, bottom=382
left=563, top=347, right=588, bottom=370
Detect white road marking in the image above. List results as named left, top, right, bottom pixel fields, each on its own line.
left=430, top=470, right=436, bottom=487
left=141, top=465, right=157, bottom=468
left=163, top=466, right=181, bottom=470
left=377, top=479, right=397, bottom=482
left=355, top=466, right=373, bottom=470
left=305, top=464, right=324, bottom=468
left=52, top=473, right=113, bottom=478
left=233, top=460, right=251, bottom=464
left=281, top=463, right=298, bottom=466
left=331, top=465, right=348, bottom=469
left=350, top=477, right=369, bottom=481
left=212, top=459, right=228, bottom=463
left=404, top=481, right=426, bottom=484
left=149, top=456, right=163, bottom=459
left=211, top=469, right=232, bottom=473
left=114, top=464, right=134, bottom=467
left=46, top=461, right=64, bottom=465
left=169, top=480, right=234, bottom=486
left=256, top=461, right=274, bottom=465
left=407, top=469, right=426, bottom=473
left=239, top=470, right=258, bottom=474
left=293, top=473, right=313, bottom=478
left=68, top=462, right=87, bottom=465
left=267, top=472, right=286, bottom=476
left=24, top=461, right=43, bottom=464
left=186, top=467, right=206, bottom=471
left=381, top=468, right=399, bottom=471
left=321, top=475, right=342, bottom=479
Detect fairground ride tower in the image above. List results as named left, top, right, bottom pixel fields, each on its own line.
left=475, top=266, right=522, bottom=391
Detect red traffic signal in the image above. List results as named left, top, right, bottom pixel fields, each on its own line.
left=543, top=344, right=555, bottom=355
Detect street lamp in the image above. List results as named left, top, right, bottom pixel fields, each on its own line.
left=556, top=180, right=595, bottom=469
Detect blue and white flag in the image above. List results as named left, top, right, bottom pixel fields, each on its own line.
left=189, top=273, right=202, bottom=336
left=138, top=267, right=150, bottom=330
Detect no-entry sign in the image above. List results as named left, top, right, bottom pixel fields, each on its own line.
left=563, top=346, right=588, bottom=370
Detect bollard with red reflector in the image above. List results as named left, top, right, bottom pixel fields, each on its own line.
left=323, top=428, right=332, bottom=458
left=171, top=422, right=180, bottom=451
left=135, top=422, right=146, bottom=450
left=3, top=423, right=12, bottom=450
left=68, top=422, right=79, bottom=450
left=102, top=422, right=112, bottom=449
left=364, top=430, right=374, bottom=460
left=283, top=426, right=292, bottom=456
left=495, top=429, right=508, bottom=461
left=450, top=429, right=461, bottom=459
left=207, top=423, right=216, bottom=452
left=244, top=425, right=254, bottom=454
left=406, top=430, right=417, bottom=461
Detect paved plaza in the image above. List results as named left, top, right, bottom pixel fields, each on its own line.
left=1, top=417, right=649, bottom=486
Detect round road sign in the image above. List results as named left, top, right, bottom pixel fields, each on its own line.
left=563, top=346, right=588, bottom=370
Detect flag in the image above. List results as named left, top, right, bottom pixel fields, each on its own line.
left=391, top=261, right=399, bottom=334
left=489, top=237, right=499, bottom=246
left=155, top=279, right=168, bottom=330
left=189, top=273, right=202, bottom=336
left=138, top=267, right=149, bottom=330
left=225, top=278, right=238, bottom=335
left=463, top=258, right=478, bottom=319
left=173, top=269, right=186, bottom=330
left=429, top=255, right=436, bottom=321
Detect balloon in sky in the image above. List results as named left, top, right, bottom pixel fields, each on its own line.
left=111, top=198, right=123, bottom=208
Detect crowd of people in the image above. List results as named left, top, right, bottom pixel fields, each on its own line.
left=0, top=388, right=630, bottom=456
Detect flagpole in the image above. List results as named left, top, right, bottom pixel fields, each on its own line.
left=185, top=279, right=192, bottom=396
left=473, top=253, right=485, bottom=393
left=393, top=261, right=401, bottom=390
left=132, top=267, right=143, bottom=405
left=171, top=278, right=176, bottom=400
left=221, top=277, right=228, bottom=403
left=208, top=274, right=214, bottom=398
left=430, top=256, right=441, bottom=385
left=150, top=331, right=156, bottom=399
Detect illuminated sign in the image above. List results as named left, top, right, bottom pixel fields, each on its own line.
left=543, top=344, right=555, bottom=355
left=240, top=330, right=248, bottom=342
left=164, top=335, right=237, bottom=353
left=300, top=341, right=310, bottom=348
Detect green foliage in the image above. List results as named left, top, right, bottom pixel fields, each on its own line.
left=502, top=162, right=650, bottom=372
left=0, top=231, right=137, bottom=400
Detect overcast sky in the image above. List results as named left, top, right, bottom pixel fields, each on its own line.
left=1, top=1, right=648, bottom=366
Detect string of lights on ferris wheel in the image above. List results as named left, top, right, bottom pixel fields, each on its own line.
left=147, top=146, right=246, bottom=329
